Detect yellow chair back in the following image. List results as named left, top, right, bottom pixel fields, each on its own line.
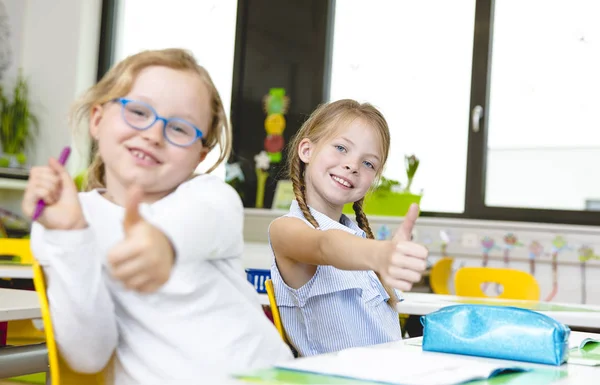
left=455, top=267, right=540, bottom=301
left=429, top=257, right=454, bottom=295
left=1, top=238, right=44, bottom=343
left=265, top=279, right=288, bottom=345
left=0, top=238, right=34, bottom=264
left=32, top=261, right=107, bottom=385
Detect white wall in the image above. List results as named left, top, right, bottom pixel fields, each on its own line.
left=18, top=0, right=101, bottom=173
left=0, top=0, right=101, bottom=215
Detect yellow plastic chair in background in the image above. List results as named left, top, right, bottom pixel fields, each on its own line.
left=1, top=239, right=43, bottom=345
left=32, top=261, right=107, bottom=385
left=454, top=267, right=540, bottom=301
left=429, top=257, right=454, bottom=295
left=264, top=279, right=288, bottom=345
left=0, top=238, right=34, bottom=264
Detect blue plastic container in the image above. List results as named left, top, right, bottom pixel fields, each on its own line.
left=245, top=268, right=271, bottom=294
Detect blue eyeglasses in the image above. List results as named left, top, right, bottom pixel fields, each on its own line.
left=113, top=98, right=205, bottom=147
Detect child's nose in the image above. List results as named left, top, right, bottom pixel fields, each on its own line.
left=141, top=120, right=165, bottom=145
left=343, top=163, right=359, bottom=174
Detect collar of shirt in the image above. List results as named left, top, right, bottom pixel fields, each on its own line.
left=289, top=200, right=366, bottom=238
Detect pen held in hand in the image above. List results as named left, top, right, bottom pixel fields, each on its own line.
left=32, top=146, right=71, bottom=221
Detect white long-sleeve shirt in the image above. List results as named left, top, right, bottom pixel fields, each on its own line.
left=30, top=174, right=293, bottom=385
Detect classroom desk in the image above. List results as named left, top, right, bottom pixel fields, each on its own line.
left=396, top=293, right=600, bottom=330
left=0, top=288, right=46, bottom=379
left=235, top=335, right=600, bottom=384
left=0, top=288, right=40, bottom=322
left=0, top=265, right=33, bottom=280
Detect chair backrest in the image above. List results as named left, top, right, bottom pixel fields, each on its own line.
left=264, top=279, right=288, bottom=345
left=32, top=261, right=106, bottom=385
left=0, top=238, right=34, bottom=264
left=429, top=257, right=454, bottom=295
left=454, top=267, right=540, bottom=301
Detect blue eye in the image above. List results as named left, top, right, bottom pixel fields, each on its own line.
left=335, top=144, right=347, bottom=152
left=363, top=161, right=375, bottom=169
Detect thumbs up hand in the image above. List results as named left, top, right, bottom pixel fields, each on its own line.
left=375, top=204, right=428, bottom=291
left=393, top=203, right=420, bottom=243
left=107, top=185, right=175, bottom=293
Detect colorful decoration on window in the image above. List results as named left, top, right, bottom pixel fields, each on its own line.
left=376, top=225, right=390, bottom=241
left=262, top=88, right=289, bottom=164
left=493, top=233, right=523, bottom=294
left=527, top=240, right=544, bottom=276
left=545, top=235, right=568, bottom=301
left=501, top=233, right=521, bottom=266
left=577, top=245, right=600, bottom=304
left=480, top=236, right=497, bottom=292
left=480, top=236, right=496, bottom=268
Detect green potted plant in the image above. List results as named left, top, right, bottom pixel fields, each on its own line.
left=0, top=71, right=39, bottom=168
left=343, top=154, right=422, bottom=217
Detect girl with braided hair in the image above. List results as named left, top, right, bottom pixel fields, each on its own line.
left=269, top=99, right=428, bottom=357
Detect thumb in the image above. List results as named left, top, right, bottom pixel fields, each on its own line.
left=124, top=185, right=144, bottom=233
left=394, top=203, right=420, bottom=242
left=48, top=158, right=78, bottom=195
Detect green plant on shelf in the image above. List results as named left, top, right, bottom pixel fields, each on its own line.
left=0, top=70, right=39, bottom=168
left=373, top=154, right=421, bottom=195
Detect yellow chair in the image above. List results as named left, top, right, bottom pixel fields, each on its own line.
left=0, top=238, right=35, bottom=264
left=454, top=267, right=540, bottom=301
left=264, top=279, right=288, bottom=345
left=429, top=257, right=454, bottom=295
left=1, top=239, right=43, bottom=345
left=32, top=261, right=107, bottom=385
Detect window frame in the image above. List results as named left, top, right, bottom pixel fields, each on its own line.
left=96, top=0, right=600, bottom=226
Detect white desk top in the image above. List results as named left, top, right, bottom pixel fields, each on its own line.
left=397, top=292, right=600, bottom=329
left=0, top=264, right=33, bottom=279
left=0, top=288, right=41, bottom=322
left=265, top=337, right=599, bottom=385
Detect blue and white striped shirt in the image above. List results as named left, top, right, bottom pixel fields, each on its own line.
left=269, top=201, right=402, bottom=357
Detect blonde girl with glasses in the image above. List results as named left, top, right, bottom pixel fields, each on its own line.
left=22, top=48, right=293, bottom=384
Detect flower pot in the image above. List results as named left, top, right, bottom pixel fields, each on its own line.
left=0, top=152, right=27, bottom=168
left=343, top=191, right=422, bottom=217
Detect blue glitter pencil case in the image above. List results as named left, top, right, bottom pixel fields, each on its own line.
left=420, top=304, right=570, bottom=365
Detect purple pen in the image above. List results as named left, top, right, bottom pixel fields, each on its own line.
left=32, top=146, right=72, bottom=221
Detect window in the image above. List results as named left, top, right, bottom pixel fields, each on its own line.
left=485, top=0, right=600, bottom=211
left=329, top=0, right=477, bottom=213
left=97, top=0, right=600, bottom=225
left=112, top=0, right=239, bottom=180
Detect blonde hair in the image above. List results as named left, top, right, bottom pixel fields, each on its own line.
left=287, top=99, right=397, bottom=308
left=71, top=48, right=231, bottom=191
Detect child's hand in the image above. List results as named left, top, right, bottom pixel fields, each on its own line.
left=22, top=157, right=87, bottom=230
left=108, top=186, right=175, bottom=293
left=378, top=204, right=428, bottom=291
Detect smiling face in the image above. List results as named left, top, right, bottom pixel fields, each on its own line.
left=299, top=117, right=384, bottom=217
left=89, top=65, right=211, bottom=204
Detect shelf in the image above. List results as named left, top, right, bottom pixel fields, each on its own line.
left=0, top=177, right=27, bottom=190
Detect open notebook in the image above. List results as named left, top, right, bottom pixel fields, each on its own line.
left=276, top=347, right=528, bottom=385
left=568, top=331, right=600, bottom=366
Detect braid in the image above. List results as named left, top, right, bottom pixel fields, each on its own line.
left=290, top=157, right=319, bottom=229
left=353, top=199, right=398, bottom=308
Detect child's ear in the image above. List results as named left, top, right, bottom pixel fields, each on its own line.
left=298, top=138, right=314, bottom=163
left=198, top=147, right=209, bottom=164
left=89, top=104, right=104, bottom=140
